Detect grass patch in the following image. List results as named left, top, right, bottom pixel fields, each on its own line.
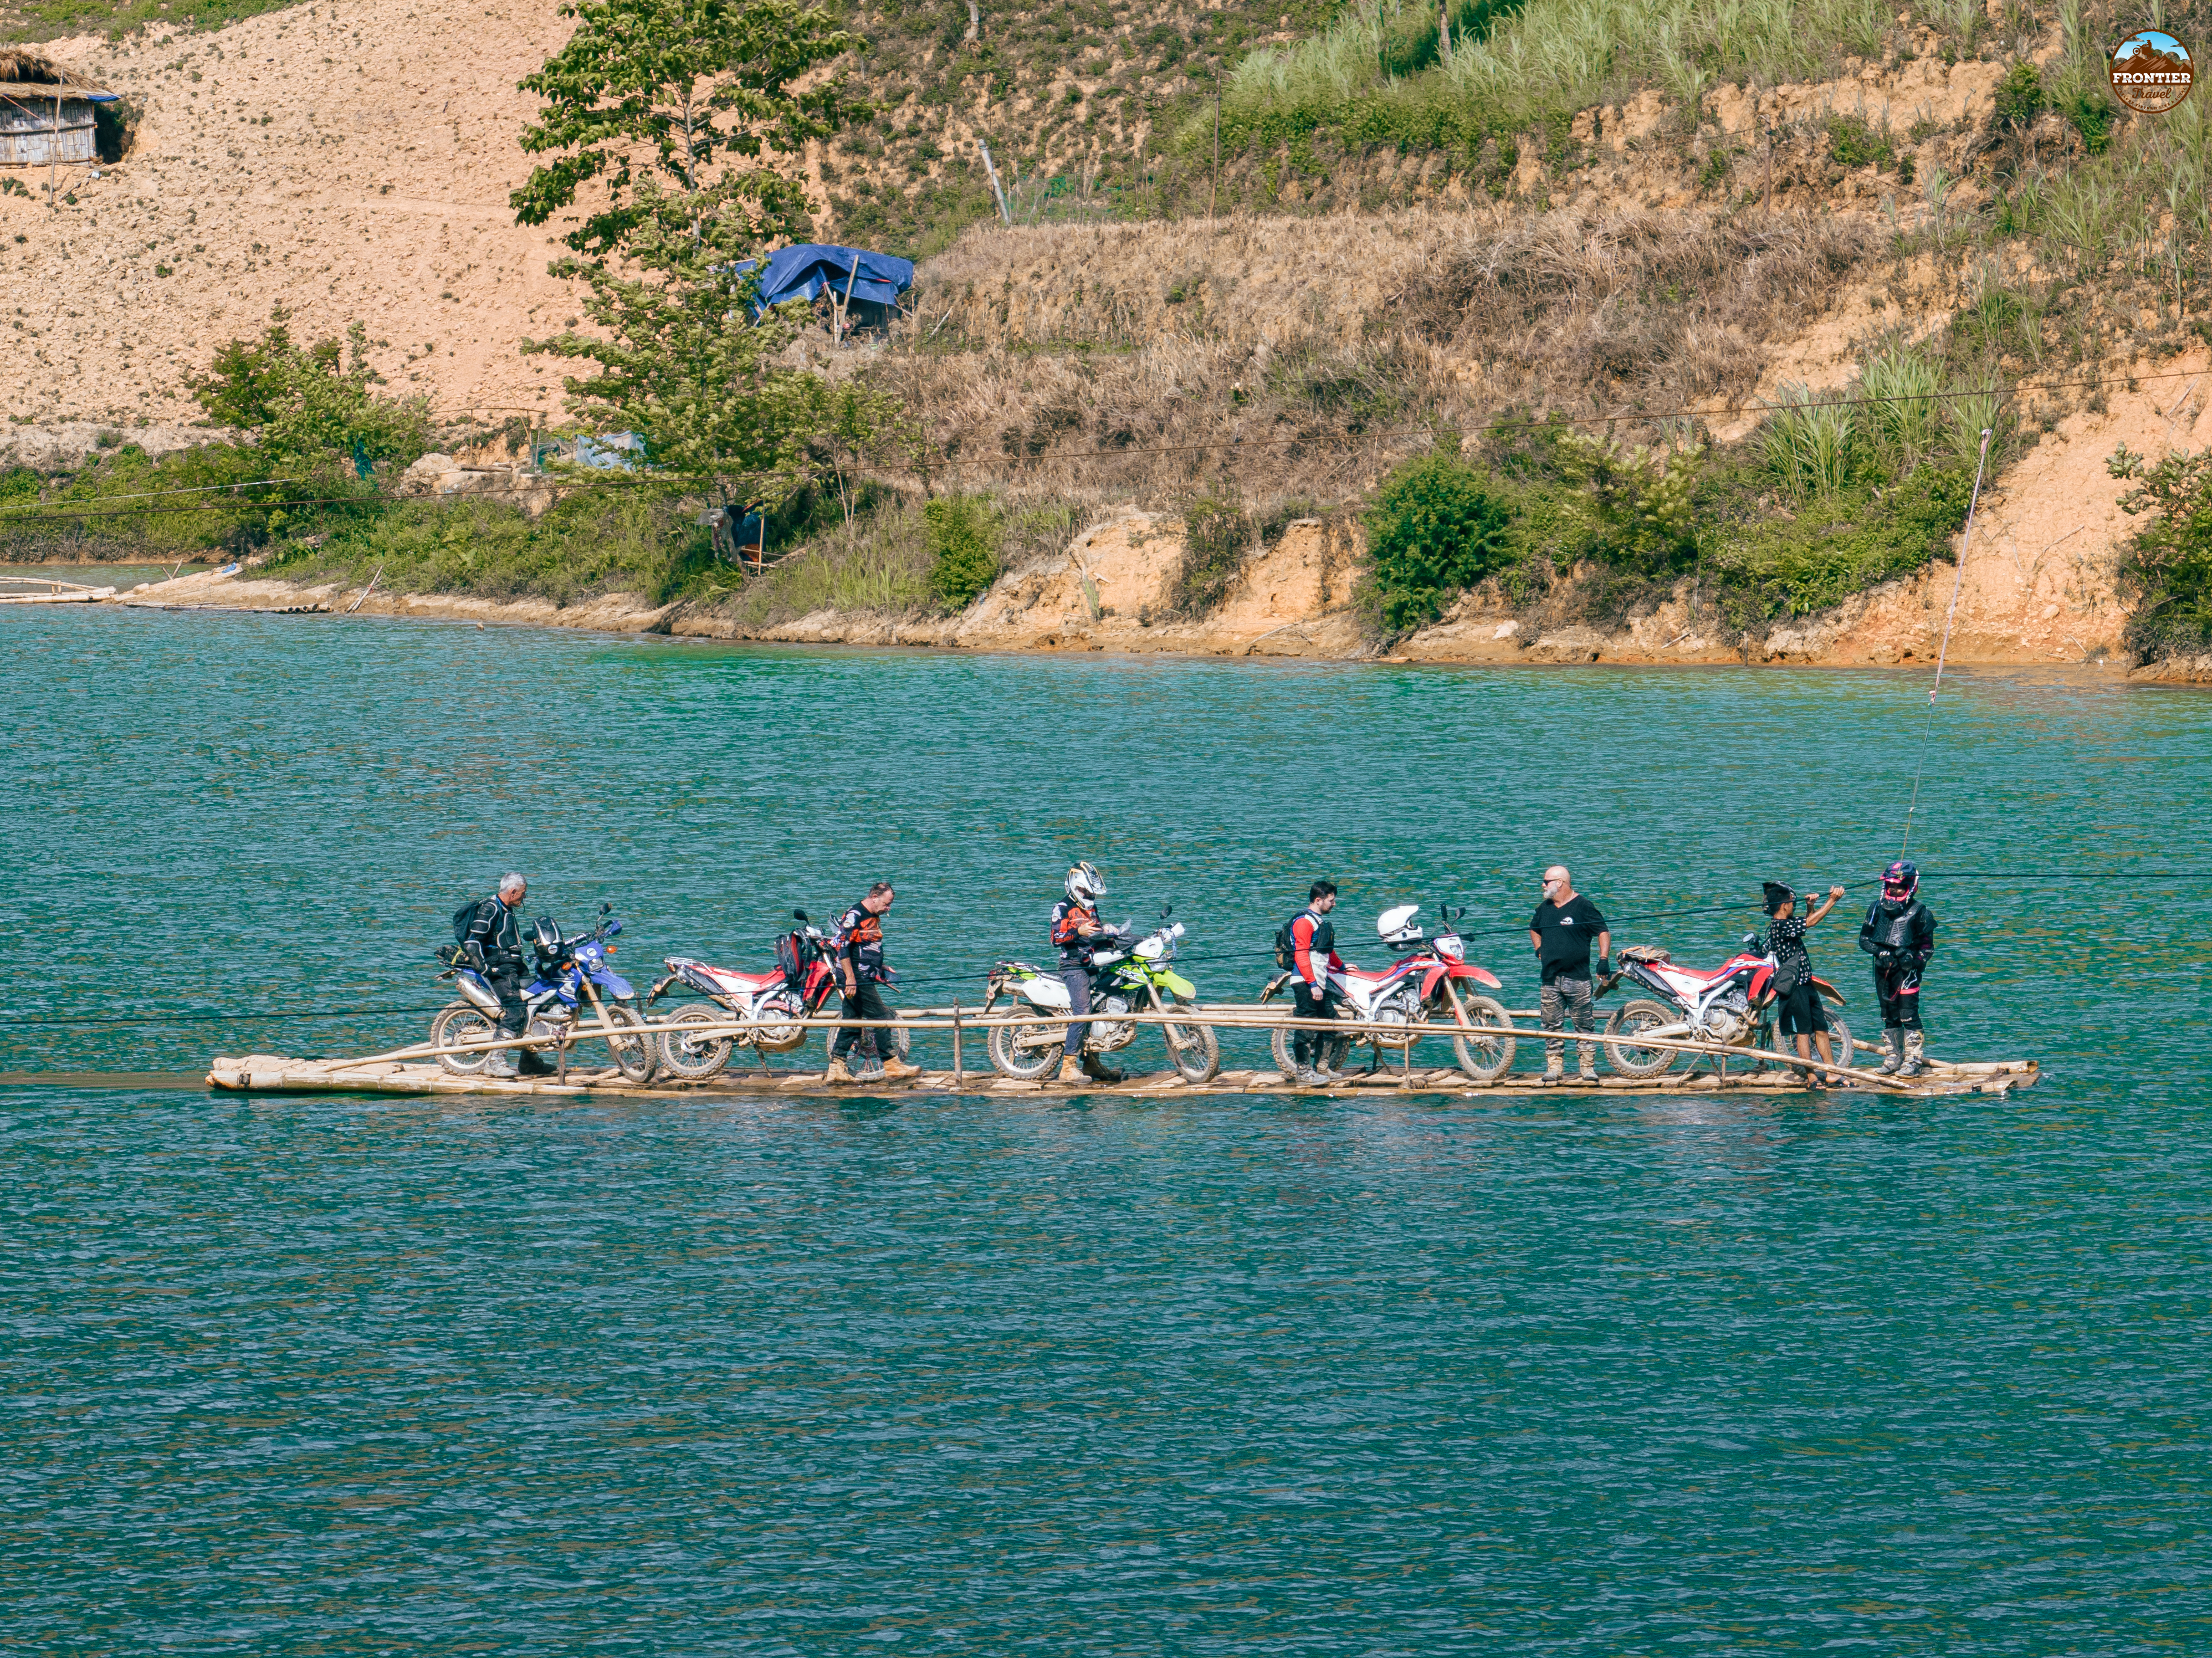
left=1, top=0, right=301, bottom=44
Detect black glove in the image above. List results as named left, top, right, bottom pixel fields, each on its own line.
left=1597, top=955, right=1612, bottom=978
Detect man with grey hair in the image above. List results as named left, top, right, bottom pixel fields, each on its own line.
left=462, top=873, right=542, bottom=1078
left=1529, top=864, right=1611, bottom=1084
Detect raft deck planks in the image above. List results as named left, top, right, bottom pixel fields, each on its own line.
left=208, top=1055, right=2039, bottom=1101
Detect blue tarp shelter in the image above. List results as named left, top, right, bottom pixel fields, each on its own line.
left=739, top=244, right=915, bottom=311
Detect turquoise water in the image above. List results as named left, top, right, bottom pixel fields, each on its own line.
left=4, top=607, right=2209, bottom=1651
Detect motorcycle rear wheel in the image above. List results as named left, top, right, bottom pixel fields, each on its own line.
left=1603, top=999, right=1680, bottom=1079
left=1162, top=997, right=1220, bottom=1083
left=1759, top=1017, right=1853, bottom=1083
left=658, top=1003, right=733, bottom=1081
left=601, top=1002, right=658, bottom=1084
left=431, top=1001, right=496, bottom=1076
left=1449, top=994, right=1517, bottom=1083
left=988, top=1008, right=1064, bottom=1080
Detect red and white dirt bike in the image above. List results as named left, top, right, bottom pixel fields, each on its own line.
left=644, top=909, right=908, bottom=1079
left=1259, top=903, right=1518, bottom=1082
left=1601, top=934, right=1851, bottom=1079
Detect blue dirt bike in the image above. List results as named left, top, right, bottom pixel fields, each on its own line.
left=431, top=904, right=658, bottom=1082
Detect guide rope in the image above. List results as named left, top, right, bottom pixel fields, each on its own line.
left=1899, top=423, right=1994, bottom=858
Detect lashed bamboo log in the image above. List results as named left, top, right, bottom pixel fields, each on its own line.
left=324, top=1006, right=1916, bottom=1093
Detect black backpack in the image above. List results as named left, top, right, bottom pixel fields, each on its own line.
left=1274, top=917, right=1299, bottom=971
left=452, top=896, right=486, bottom=943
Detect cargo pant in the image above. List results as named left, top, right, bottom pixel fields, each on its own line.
left=1540, top=974, right=1596, bottom=1065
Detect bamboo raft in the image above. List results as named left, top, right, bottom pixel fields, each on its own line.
left=208, top=1005, right=2040, bottom=1101
left=0, top=575, right=116, bottom=605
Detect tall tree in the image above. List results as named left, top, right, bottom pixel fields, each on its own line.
left=512, top=0, right=861, bottom=263
left=513, top=0, right=867, bottom=521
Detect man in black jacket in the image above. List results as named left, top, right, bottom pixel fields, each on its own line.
left=826, top=882, right=919, bottom=1085
left=1858, top=861, right=1938, bottom=1077
left=462, top=873, right=546, bottom=1078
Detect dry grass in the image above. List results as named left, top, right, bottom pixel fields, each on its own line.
left=877, top=206, right=1875, bottom=514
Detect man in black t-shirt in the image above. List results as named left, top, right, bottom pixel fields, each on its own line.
left=1529, top=865, right=1611, bottom=1083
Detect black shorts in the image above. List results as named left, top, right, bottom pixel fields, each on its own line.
left=1778, top=982, right=1829, bottom=1036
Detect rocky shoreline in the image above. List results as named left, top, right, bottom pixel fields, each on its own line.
left=91, top=541, right=2207, bottom=683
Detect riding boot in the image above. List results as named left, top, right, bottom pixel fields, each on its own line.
left=1899, top=1030, right=1927, bottom=1078
left=878, top=1055, right=921, bottom=1081
left=1082, top=1053, right=1125, bottom=1084
left=518, top=1051, right=557, bottom=1077
left=1544, top=1053, right=1564, bottom=1084
left=487, top=1052, right=520, bottom=1080
left=823, top=1056, right=856, bottom=1084
left=1578, top=1044, right=1599, bottom=1083
left=1878, top=1030, right=1902, bottom=1074
left=1057, top=1055, right=1085, bottom=1084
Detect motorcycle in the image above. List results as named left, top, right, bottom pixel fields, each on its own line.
left=431, top=905, right=657, bottom=1083
left=1601, top=935, right=1851, bottom=1080
left=645, top=909, right=909, bottom=1079
left=984, top=908, right=1220, bottom=1083
left=1258, top=902, right=1517, bottom=1082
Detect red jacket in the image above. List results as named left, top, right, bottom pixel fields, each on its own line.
left=1291, top=909, right=1344, bottom=986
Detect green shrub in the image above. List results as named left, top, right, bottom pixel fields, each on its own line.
left=1171, top=493, right=1253, bottom=615
left=1994, top=60, right=2043, bottom=129
left=191, top=315, right=432, bottom=478
left=1827, top=115, right=1892, bottom=170
left=923, top=494, right=1002, bottom=608
left=1362, top=446, right=1514, bottom=631
left=1553, top=430, right=1702, bottom=566
left=1710, top=464, right=1972, bottom=618
left=2107, top=443, right=2212, bottom=659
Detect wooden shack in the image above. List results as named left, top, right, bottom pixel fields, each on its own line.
left=0, top=49, right=114, bottom=169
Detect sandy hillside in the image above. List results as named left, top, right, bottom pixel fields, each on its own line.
left=0, top=0, right=582, bottom=426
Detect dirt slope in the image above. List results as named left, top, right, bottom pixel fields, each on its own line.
left=0, top=0, right=579, bottom=426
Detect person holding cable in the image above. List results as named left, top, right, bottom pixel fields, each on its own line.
left=1761, top=881, right=1849, bottom=1087
left=825, top=882, right=920, bottom=1085
left=1530, top=864, right=1611, bottom=1084
left=1050, top=861, right=1126, bottom=1085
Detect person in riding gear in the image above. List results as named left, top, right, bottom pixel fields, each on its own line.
left=1049, top=862, right=1124, bottom=1084
left=1858, top=861, right=1937, bottom=1077
left=1286, top=881, right=1346, bottom=1085
left=1762, top=880, right=1848, bottom=1086
left=464, top=873, right=551, bottom=1079
left=825, top=882, right=919, bottom=1085
left=1530, top=864, right=1611, bottom=1083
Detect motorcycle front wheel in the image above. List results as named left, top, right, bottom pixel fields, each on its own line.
left=658, top=1003, right=733, bottom=1081
left=1603, top=999, right=1680, bottom=1079
left=987, top=1007, right=1064, bottom=1081
left=601, top=1002, right=659, bottom=1084
left=431, top=1001, right=496, bottom=1076
left=825, top=1009, right=911, bottom=1066
left=1161, top=997, right=1220, bottom=1083
left=1449, top=994, right=1517, bottom=1083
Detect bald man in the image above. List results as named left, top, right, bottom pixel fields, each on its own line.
left=1530, top=864, right=1611, bottom=1083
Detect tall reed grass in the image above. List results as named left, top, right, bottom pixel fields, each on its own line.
left=1217, top=0, right=1936, bottom=147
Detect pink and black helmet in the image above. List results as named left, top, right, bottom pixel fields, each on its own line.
left=1881, top=860, right=1919, bottom=902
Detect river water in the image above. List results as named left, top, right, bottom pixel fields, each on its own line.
left=4, top=606, right=2208, bottom=1652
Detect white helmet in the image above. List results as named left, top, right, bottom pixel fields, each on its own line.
left=1065, top=861, right=1107, bottom=903
left=1377, top=904, right=1424, bottom=946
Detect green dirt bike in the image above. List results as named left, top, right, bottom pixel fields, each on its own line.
left=984, top=910, right=1220, bottom=1083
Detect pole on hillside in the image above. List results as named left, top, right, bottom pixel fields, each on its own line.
left=977, top=137, right=1011, bottom=225
left=50, top=91, right=61, bottom=212
left=1211, top=84, right=1221, bottom=219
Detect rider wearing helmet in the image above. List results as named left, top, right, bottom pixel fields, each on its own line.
left=1049, top=862, right=1124, bottom=1084
left=1857, top=861, right=1937, bottom=1077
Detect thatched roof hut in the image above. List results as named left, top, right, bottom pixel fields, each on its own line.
left=0, top=49, right=117, bottom=169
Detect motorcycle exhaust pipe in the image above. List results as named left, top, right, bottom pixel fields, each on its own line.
left=454, top=972, right=503, bottom=1017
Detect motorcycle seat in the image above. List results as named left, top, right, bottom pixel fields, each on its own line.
left=706, top=968, right=784, bottom=992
